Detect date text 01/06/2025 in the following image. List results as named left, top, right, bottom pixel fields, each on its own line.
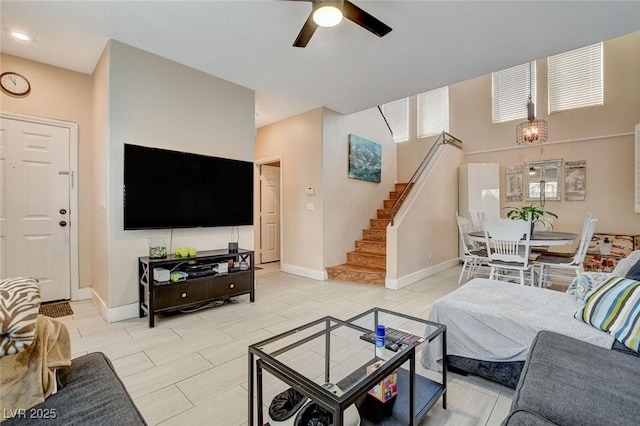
left=3, top=408, right=58, bottom=420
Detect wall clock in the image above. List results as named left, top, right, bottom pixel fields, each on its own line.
left=1, top=72, right=31, bottom=96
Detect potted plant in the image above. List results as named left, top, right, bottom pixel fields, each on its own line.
left=504, top=204, right=558, bottom=234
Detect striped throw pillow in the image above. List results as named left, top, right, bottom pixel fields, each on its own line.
left=575, top=276, right=640, bottom=352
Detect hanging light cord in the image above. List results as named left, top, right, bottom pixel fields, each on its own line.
left=528, top=61, right=533, bottom=109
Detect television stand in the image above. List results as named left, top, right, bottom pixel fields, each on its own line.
left=138, top=248, right=254, bottom=327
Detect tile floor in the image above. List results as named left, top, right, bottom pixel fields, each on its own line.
left=60, top=263, right=514, bottom=425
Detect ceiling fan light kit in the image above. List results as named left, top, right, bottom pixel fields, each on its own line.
left=293, top=0, right=392, bottom=48
left=313, top=1, right=344, bottom=27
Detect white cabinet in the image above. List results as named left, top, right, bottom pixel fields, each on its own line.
left=459, top=163, right=500, bottom=221
left=458, top=163, right=500, bottom=257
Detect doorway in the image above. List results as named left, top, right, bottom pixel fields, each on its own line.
left=0, top=113, right=78, bottom=301
left=258, top=160, right=281, bottom=264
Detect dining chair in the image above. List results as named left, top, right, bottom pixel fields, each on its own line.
left=530, top=216, right=554, bottom=255
left=536, top=213, right=598, bottom=288
left=472, top=211, right=486, bottom=232
left=483, top=216, right=533, bottom=285
left=456, top=212, right=489, bottom=285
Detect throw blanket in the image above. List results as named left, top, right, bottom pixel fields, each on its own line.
left=0, top=277, right=40, bottom=356
left=421, top=278, right=615, bottom=371
left=0, top=315, right=71, bottom=418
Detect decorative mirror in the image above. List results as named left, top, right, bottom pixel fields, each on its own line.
left=524, top=159, right=563, bottom=205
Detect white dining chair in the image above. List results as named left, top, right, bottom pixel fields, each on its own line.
left=530, top=216, right=554, bottom=255
left=471, top=211, right=486, bottom=233
left=456, top=213, right=489, bottom=285
left=536, top=213, right=598, bottom=288
left=483, top=216, right=534, bottom=285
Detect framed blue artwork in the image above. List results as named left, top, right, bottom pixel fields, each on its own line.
left=348, top=134, right=382, bottom=183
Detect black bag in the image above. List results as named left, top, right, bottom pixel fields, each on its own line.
left=296, top=403, right=333, bottom=426
left=269, top=388, right=307, bottom=422
left=358, top=393, right=396, bottom=423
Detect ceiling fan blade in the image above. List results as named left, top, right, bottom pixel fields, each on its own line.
left=343, top=0, right=392, bottom=37
left=293, top=12, right=318, bottom=47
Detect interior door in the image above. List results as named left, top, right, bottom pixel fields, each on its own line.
left=0, top=117, right=71, bottom=301
left=260, top=164, right=280, bottom=263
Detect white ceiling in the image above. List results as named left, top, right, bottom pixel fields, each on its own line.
left=2, top=1, right=640, bottom=128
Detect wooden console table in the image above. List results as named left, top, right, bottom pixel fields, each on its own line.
left=138, top=248, right=254, bottom=327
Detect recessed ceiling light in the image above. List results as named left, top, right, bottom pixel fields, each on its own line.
left=11, top=31, right=31, bottom=42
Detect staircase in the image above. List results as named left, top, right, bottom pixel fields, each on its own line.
left=326, top=183, right=410, bottom=285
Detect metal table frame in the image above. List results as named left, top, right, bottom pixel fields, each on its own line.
left=248, top=307, right=447, bottom=426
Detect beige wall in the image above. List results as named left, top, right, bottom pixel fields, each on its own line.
left=255, top=106, right=397, bottom=277
left=387, top=145, right=464, bottom=285
left=106, top=41, right=255, bottom=308
left=91, top=45, right=110, bottom=304
left=255, top=108, right=324, bottom=276
left=0, top=53, right=94, bottom=289
left=322, top=107, right=397, bottom=267
left=398, top=31, right=640, bottom=256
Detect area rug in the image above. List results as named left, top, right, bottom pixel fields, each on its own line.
left=39, top=301, right=74, bottom=318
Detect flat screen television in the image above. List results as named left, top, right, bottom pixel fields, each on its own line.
left=124, top=144, right=253, bottom=230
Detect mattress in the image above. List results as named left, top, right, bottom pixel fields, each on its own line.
left=420, top=278, right=614, bottom=373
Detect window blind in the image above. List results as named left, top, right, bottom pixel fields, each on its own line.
left=492, top=62, right=536, bottom=123
left=417, top=86, right=449, bottom=138
left=548, top=42, right=603, bottom=113
left=382, top=98, right=409, bottom=143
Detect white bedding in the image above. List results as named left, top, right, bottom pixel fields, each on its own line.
left=421, top=278, right=615, bottom=371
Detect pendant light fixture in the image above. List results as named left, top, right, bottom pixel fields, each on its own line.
left=313, top=1, right=344, bottom=28
left=516, top=61, right=548, bottom=145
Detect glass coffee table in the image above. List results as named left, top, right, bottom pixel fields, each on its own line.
left=248, top=307, right=447, bottom=426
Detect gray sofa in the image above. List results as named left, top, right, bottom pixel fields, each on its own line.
left=5, top=352, right=146, bottom=425
left=503, top=331, right=640, bottom=425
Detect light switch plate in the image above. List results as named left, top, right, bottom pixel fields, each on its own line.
left=306, top=203, right=315, bottom=211
left=305, top=186, right=315, bottom=195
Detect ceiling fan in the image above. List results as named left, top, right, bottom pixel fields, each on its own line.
left=293, top=0, right=392, bottom=48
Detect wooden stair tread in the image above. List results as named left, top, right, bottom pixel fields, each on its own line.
left=347, top=250, right=385, bottom=258
left=356, top=239, right=385, bottom=245
left=326, top=263, right=386, bottom=285
left=370, top=218, right=391, bottom=229
left=326, top=263, right=385, bottom=273
left=355, top=239, right=386, bottom=255
left=347, top=250, right=385, bottom=269
left=377, top=208, right=391, bottom=219
left=363, top=229, right=386, bottom=242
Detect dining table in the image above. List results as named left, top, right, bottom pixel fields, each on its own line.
left=467, top=230, right=578, bottom=246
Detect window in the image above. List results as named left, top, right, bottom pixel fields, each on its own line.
left=492, top=62, right=536, bottom=123
left=381, top=98, right=409, bottom=143
left=548, top=42, right=603, bottom=113
left=417, top=86, right=449, bottom=138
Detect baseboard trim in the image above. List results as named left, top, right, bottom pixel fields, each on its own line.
left=385, top=258, right=459, bottom=290
left=71, top=286, right=93, bottom=301
left=281, top=263, right=327, bottom=281
left=91, top=289, right=139, bottom=323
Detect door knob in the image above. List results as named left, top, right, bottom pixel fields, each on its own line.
left=59, top=208, right=67, bottom=215
left=59, top=221, right=67, bottom=227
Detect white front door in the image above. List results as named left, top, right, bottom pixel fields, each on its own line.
left=0, top=117, right=71, bottom=301
left=260, top=164, right=280, bottom=263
